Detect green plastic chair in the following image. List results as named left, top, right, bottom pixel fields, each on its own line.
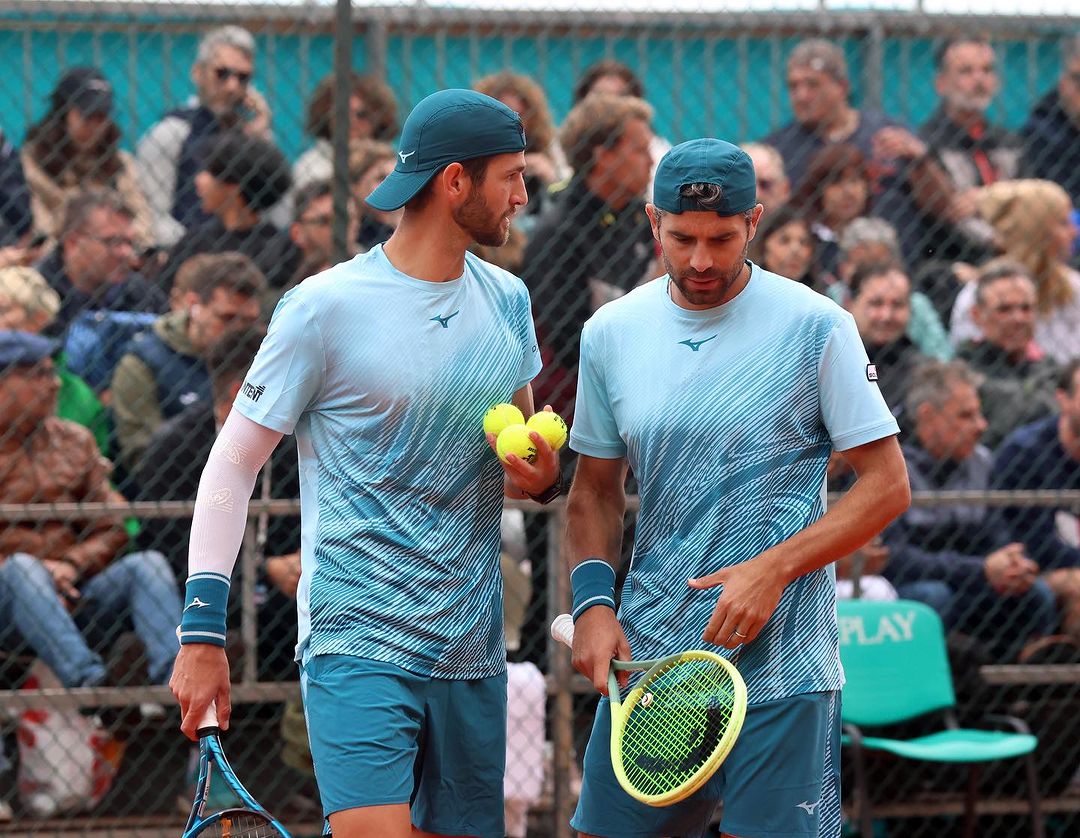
left=836, top=599, right=1043, bottom=838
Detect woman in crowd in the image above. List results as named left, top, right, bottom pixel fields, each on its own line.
left=21, top=68, right=153, bottom=249
left=293, top=72, right=398, bottom=195
left=791, top=143, right=872, bottom=279
left=950, top=179, right=1080, bottom=363
left=748, top=204, right=819, bottom=288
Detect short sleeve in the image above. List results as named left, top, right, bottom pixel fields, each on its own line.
left=233, top=290, right=325, bottom=434
left=515, top=289, right=542, bottom=391
left=568, top=319, right=626, bottom=459
left=819, top=313, right=899, bottom=451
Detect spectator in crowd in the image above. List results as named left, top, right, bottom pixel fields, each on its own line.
left=157, top=131, right=298, bottom=292
left=950, top=179, right=1080, bottom=363
left=137, top=26, right=271, bottom=247
left=847, top=261, right=927, bottom=413
left=747, top=204, right=818, bottom=287
left=475, top=71, right=568, bottom=224
left=291, top=179, right=358, bottom=277
left=0, top=331, right=181, bottom=696
left=993, top=359, right=1080, bottom=639
left=135, top=327, right=299, bottom=676
left=292, top=72, right=398, bottom=197
left=349, top=140, right=400, bottom=252
left=0, top=266, right=107, bottom=451
left=21, top=68, right=154, bottom=250
left=110, top=252, right=264, bottom=474
left=920, top=38, right=1019, bottom=263
left=956, top=260, right=1059, bottom=449
left=0, top=129, right=38, bottom=265
left=1021, top=34, right=1080, bottom=206
left=572, top=59, right=671, bottom=193
left=830, top=217, right=954, bottom=361
left=762, top=38, right=953, bottom=264
left=741, top=142, right=790, bottom=210
left=790, top=143, right=871, bottom=277
left=36, top=189, right=166, bottom=338
left=521, top=93, right=656, bottom=419
left=882, top=360, right=1056, bottom=660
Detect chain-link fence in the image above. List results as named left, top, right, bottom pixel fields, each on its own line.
left=1, top=1, right=1080, bottom=836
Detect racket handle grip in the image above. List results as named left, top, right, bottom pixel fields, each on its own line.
left=197, top=701, right=219, bottom=732
left=550, top=613, right=575, bottom=648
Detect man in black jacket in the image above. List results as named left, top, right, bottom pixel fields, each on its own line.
left=1021, top=34, right=1080, bottom=205
left=520, top=92, right=656, bottom=421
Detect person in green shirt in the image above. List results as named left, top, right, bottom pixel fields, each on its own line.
left=0, top=265, right=109, bottom=450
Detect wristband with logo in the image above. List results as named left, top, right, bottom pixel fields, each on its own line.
left=571, top=559, right=617, bottom=622
left=179, top=572, right=230, bottom=646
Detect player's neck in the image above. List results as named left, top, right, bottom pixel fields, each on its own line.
left=382, top=213, right=469, bottom=282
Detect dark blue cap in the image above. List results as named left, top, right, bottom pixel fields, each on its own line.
left=0, top=330, right=57, bottom=370
left=366, top=89, right=526, bottom=212
left=653, top=138, right=757, bottom=215
left=54, top=67, right=114, bottom=116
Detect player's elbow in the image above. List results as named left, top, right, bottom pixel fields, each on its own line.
left=884, top=469, right=912, bottom=523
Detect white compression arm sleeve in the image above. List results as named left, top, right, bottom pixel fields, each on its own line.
left=187, top=410, right=284, bottom=579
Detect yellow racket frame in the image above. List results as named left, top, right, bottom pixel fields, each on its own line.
left=607, top=650, right=747, bottom=807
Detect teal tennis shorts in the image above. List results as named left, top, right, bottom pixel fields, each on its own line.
left=572, top=689, right=841, bottom=838
left=300, top=654, right=507, bottom=836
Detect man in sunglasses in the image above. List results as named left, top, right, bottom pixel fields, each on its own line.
left=137, top=25, right=275, bottom=248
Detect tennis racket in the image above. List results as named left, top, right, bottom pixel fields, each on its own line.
left=551, top=613, right=747, bottom=807
left=182, top=700, right=293, bottom=837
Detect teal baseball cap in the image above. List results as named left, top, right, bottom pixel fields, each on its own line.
left=652, top=138, right=757, bottom=215
left=366, top=89, right=527, bottom=212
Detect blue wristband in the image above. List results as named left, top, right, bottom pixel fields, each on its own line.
left=571, top=559, right=617, bottom=622
left=179, top=572, right=230, bottom=646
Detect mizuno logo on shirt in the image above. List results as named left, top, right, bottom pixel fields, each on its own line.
left=796, top=799, right=821, bottom=815
left=399, top=150, right=416, bottom=162
left=430, top=311, right=460, bottom=328
left=241, top=381, right=265, bottom=402
left=185, top=597, right=211, bottom=611
left=678, top=335, right=717, bottom=352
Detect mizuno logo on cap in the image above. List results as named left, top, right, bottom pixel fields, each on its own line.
left=399, top=150, right=416, bottom=162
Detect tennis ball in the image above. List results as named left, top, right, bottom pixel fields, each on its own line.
left=496, top=423, right=537, bottom=464
left=526, top=411, right=568, bottom=450
left=483, top=403, right=525, bottom=437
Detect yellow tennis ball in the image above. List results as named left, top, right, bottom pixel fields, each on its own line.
left=483, top=403, right=525, bottom=437
left=496, top=423, right=537, bottom=464
left=526, top=411, right=568, bottom=450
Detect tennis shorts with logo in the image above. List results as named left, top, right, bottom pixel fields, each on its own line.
left=300, top=654, right=507, bottom=837
left=572, top=690, right=841, bottom=838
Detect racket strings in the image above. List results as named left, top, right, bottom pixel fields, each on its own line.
left=193, top=811, right=284, bottom=837
left=618, top=658, right=739, bottom=796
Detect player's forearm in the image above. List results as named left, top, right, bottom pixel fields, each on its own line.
left=565, top=477, right=626, bottom=573
left=768, top=462, right=910, bottom=585
left=181, top=411, right=282, bottom=645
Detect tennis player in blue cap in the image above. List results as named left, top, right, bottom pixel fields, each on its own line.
left=170, top=89, right=562, bottom=838
left=565, top=138, right=911, bottom=838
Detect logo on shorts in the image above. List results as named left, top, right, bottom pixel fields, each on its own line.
left=678, top=335, right=717, bottom=352
left=796, top=798, right=821, bottom=815
left=866, top=364, right=878, bottom=382
left=242, top=381, right=265, bottom=402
